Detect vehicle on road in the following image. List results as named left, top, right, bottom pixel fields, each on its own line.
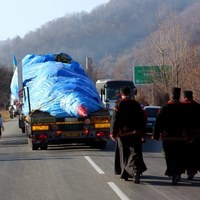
left=96, top=79, right=137, bottom=115
left=10, top=53, right=111, bottom=150
left=143, top=105, right=161, bottom=134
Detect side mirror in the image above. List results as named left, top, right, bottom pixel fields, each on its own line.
left=105, top=99, right=110, bottom=103
left=134, top=88, right=137, bottom=95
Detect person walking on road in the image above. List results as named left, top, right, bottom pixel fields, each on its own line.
left=152, top=87, right=186, bottom=185
left=0, top=113, right=4, bottom=138
left=110, top=86, right=147, bottom=184
left=182, top=90, right=200, bottom=180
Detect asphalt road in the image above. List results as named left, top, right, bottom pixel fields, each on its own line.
left=0, top=117, right=199, bottom=200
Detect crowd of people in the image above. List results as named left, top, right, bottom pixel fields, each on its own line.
left=110, top=86, right=200, bottom=185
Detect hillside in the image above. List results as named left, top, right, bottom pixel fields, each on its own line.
left=0, top=0, right=198, bottom=67
left=1, top=0, right=200, bottom=105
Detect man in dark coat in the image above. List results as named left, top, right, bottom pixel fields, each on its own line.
left=110, top=87, right=147, bottom=184
left=152, top=87, right=186, bottom=185
left=182, top=90, right=200, bottom=180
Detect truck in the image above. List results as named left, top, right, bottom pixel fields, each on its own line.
left=11, top=53, right=111, bottom=150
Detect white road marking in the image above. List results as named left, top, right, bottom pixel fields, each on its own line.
left=107, top=182, right=130, bottom=200
left=145, top=183, right=185, bottom=200
left=84, top=156, right=131, bottom=199
left=84, top=156, right=105, bottom=174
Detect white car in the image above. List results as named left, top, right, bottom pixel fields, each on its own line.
left=143, top=106, right=161, bottom=134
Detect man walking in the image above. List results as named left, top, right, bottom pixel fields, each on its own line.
left=182, top=90, right=200, bottom=180
left=152, top=87, right=186, bottom=185
left=0, top=113, right=4, bottom=138
left=110, top=86, right=147, bottom=184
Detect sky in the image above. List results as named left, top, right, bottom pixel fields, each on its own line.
left=0, top=0, right=109, bottom=41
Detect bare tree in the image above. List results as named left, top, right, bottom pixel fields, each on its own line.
left=145, top=8, right=198, bottom=102
left=0, top=65, right=13, bottom=109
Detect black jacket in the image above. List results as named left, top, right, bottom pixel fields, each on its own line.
left=111, top=97, right=145, bottom=137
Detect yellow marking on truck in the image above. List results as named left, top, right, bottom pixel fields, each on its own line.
left=95, top=123, right=110, bottom=129
left=32, top=125, right=49, bottom=131
left=91, top=116, right=110, bottom=124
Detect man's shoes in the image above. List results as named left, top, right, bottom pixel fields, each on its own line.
left=120, top=177, right=128, bottom=181
left=133, top=174, right=140, bottom=184
left=187, top=174, right=194, bottom=180
left=187, top=170, right=196, bottom=180
left=172, top=175, right=181, bottom=185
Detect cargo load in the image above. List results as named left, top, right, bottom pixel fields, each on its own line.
left=10, top=53, right=104, bottom=117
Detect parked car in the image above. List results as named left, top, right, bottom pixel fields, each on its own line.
left=143, top=105, right=161, bottom=134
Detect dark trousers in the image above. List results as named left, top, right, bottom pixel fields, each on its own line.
left=186, top=139, right=200, bottom=175
left=114, top=134, right=147, bottom=179
left=163, top=140, right=186, bottom=177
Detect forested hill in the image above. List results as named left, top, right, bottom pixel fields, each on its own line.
left=0, top=0, right=200, bottom=81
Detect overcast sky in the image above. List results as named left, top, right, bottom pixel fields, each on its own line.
left=0, top=0, right=109, bottom=41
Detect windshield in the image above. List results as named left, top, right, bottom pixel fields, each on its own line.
left=96, top=80, right=136, bottom=101
left=106, top=88, right=121, bottom=100
left=145, top=108, right=160, bottom=118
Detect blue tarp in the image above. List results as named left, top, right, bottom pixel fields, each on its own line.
left=10, top=53, right=104, bottom=117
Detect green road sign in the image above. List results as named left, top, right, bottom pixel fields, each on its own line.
left=133, top=66, right=160, bottom=84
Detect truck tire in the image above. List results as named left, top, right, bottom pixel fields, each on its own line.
left=19, top=118, right=25, bottom=133
left=40, top=145, right=48, bottom=150
left=90, top=141, right=107, bottom=149
left=21, top=127, right=25, bottom=133
left=32, top=143, right=39, bottom=150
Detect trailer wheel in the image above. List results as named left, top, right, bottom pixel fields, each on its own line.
left=21, top=127, right=25, bottom=133
left=40, top=145, right=48, bottom=150
left=97, top=141, right=107, bottom=149
left=32, top=143, right=39, bottom=150
left=90, top=141, right=107, bottom=149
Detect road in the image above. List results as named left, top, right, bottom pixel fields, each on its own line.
left=0, top=117, right=199, bottom=200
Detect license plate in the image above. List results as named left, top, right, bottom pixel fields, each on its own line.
left=63, top=132, right=81, bottom=137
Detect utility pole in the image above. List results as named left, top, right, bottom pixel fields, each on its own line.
left=85, top=57, right=93, bottom=78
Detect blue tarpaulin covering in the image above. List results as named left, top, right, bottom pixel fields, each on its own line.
left=10, top=53, right=104, bottom=117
